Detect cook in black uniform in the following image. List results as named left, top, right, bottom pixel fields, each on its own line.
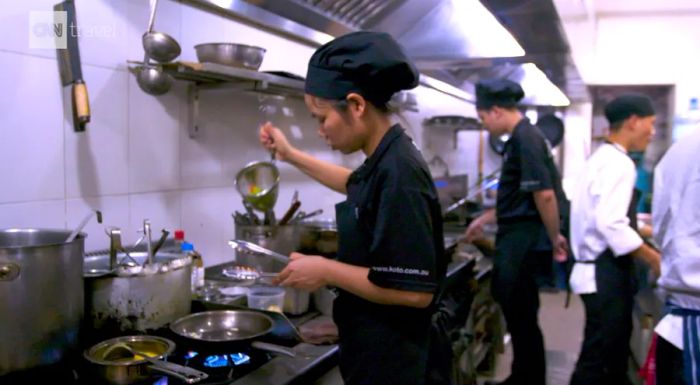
left=464, top=79, right=569, bottom=385
left=260, top=31, right=447, bottom=385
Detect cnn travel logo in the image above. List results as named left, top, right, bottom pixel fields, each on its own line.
left=29, top=11, right=67, bottom=49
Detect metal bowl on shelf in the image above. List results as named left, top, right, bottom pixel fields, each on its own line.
left=194, top=43, right=266, bottom=70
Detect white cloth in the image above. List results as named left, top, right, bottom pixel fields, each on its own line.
left=568, top=142, right=643, bottom=294
left=655, top=314, right=684, bottom=349
left=652, top=130, right=700, bottom=349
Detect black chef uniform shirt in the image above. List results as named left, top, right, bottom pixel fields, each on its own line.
left=497, top=118, right=565, bottom=224
left=333, top=123, right=447, bottom=385
left=494, top=118, right=567, bottom=297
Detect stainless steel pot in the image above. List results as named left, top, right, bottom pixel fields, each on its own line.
left=232, top=226, right=308, bottom=314
left=84, top=251, right=192, bottom=334
left=84, top=335, right=207, bottom=385
left=234, top=225, right=301, bottom=272
left=0, top=229, right=85, bottom=375
left=233, top=222, right=338, bottom=315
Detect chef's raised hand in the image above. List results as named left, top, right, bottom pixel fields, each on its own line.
left=273, top=252, right=328, bottom=291
left=259, top=122, right=294, bottom=161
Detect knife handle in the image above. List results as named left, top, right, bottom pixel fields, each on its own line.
left=278, top=200, right=301, bottom=226
left=72, top=80, right=90, bottom=129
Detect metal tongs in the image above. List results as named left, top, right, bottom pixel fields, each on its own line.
left=442, top=168, right=501, bottom=215
left=227, top=239, right=289, bottom=264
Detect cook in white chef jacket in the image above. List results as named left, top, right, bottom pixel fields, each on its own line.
left=652, top=127, right=700, bottom=385
left=568, top=93, right=661, bottom=385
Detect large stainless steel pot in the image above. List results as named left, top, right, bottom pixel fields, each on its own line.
left=84, top=251, right=192, bottom=334
left=0, top=229, right=85, bottom=375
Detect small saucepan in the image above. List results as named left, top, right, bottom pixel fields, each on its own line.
left=83, top=335, right=208, bottom=384
left=169, top=310, right=296, bottom=357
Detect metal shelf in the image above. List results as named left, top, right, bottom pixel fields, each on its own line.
left=132, top=61, right=418, bottom=137
left=163, top=61, right=306, bottom=99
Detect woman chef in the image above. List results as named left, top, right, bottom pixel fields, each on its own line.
left=259, top=31, right=447, bottom=385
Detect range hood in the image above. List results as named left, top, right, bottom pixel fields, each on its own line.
left=183, top=0, right=588, bottom=106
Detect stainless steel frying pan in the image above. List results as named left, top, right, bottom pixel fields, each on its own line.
left=169, top=310, right=296, bottom=357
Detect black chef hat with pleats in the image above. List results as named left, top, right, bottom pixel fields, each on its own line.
left=475, top=79, right=525, bottom=109
left=304, top=31, right=419, bottom=106
left=604, top=93, right=656, bottom=125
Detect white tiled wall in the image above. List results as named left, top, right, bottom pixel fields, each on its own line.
left=0, top=0, right=477, bottom=266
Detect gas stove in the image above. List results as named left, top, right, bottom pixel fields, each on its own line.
left=2, top=327, right=280, bottom=385
left=0, top=301, right=339, bottom=385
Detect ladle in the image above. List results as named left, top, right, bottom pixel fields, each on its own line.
left=135, top=0, right=175, bottom=95
left=235, top=160, right=280, bottom=213
left=102, top=342, right=208, bottom=384
left=135, top=64, right=172, bottom=95
left=142, top=0, right=181, bottom=63
left=66, top=209, right=102, bottom=243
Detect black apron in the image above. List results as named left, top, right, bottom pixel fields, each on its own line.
left=491, top=219, right=549, bottom=385
left=570, top=189, right=640, bottom=385
left=491, top=218, right=549, bottom=304
left=332, top=201, right=433, bottom=385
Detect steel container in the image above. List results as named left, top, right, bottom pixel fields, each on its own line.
left=0, top=229, right=85, bottom=375
left=194, top=43, right=266, bottom=70
left=84, top=251, right=192, bottom=334
left=83, top=335, right=175, bottom=385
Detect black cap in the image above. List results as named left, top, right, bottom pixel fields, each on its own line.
left=475, top=79, right=525, bottom=109
left=305, top=31, right=419, bottom=106
left=604, top=93, right=656, bottom=125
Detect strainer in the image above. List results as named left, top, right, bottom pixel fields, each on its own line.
left=235, top=160, right=280, bottom=212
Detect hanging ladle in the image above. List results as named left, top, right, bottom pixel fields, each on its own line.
left=135, top=0, right=176, bottom=95
left=142, top=0, right=181, bottom=63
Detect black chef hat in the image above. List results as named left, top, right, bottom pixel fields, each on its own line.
left=304, top=31, right=419, bottom=106
left=475, top=79, right=525, bottom=109
left=604, top=93, right=656, bottom=125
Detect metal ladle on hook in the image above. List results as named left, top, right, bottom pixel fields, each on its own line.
left=142, top=0, right=181, bottom=63
left=135, top=0, right=177, bottom=95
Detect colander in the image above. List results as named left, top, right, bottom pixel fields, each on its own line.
left=235, top=160, right=280, bottom=212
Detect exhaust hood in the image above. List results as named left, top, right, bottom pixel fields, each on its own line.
left=184, top=0, right=587, bottom=106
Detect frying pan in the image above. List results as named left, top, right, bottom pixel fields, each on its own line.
left=169, top=310, right=296, bottom=357
left=488, top=132, right=510, bottom=156
left=536, top=114, right=565, bottom=147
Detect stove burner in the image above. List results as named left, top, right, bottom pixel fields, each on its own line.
left=229, top=353, right=251, bottom=366
left=184, top=350, right=252, bottom=368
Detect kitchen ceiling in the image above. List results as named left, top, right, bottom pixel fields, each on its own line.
left=185, top=0, right=588, bottom=105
